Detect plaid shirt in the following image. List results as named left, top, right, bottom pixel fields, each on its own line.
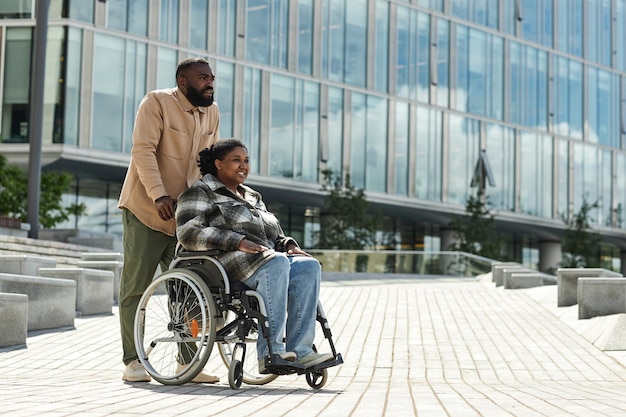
left=176, top=174, right=298, bottom=282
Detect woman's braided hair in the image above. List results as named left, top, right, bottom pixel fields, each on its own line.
left=198, top=138, right=247, bottom=176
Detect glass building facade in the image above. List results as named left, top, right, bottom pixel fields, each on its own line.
left=1, top=0, right=626, bottom=270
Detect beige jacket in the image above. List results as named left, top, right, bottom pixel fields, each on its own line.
left=118, top=87, right=220, bottom=236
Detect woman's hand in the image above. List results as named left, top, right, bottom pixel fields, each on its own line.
left=238, top=239, right=269, bottom=254
left=287, top=244, right=311, bottom=257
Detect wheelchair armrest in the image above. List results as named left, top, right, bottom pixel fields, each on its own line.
left=177, top=249, right=221, bottom=258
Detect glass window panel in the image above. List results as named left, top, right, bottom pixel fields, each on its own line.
left=270, top=0, right=289, bottom=68
left=106, top=0, right=127, bottom=31
left=451, top=0, right=498, bottom=28
left=455, top=26, right=503, bottom=119
left=297, top=0, right=314, bottom=75
left=299, top=82, right=319, bottom=182
left=394, top=103, right=409, bottom=195
left=447, top=115, right=479, bottom=205
left=156, top=47, right=177, bottom=89
left=519, top=132, right=553, bottom=217
left=508, top=42, right=548, bottom=130
left=586, top=0, right=612, bottom=66
left=159, top=0, right=179, bottom=43
left=92, top=34, right=125, bottom=152
left=557, top=0, right=583, bottom=57
left=617, top=1, right=626, bottom=71
left=69, top=0, right=94, bottom=22
left=416, top=13, right=430, bottom=103
left=587, top=68, right=620, bottom=148
left=128, top=0, right=148, bottom=35
left=189, top=0, right=208, bottom=49
left=572, top=143, right=607, bottom=226
left=350, top=93, right=367, bottom=188
left=344, top=0, right=367, bottom=87
left=216, top=61, right=234, bottom=138
left=246, top=0, right=288, bottom=68
left=435, top=19, right=449, bottom=108
left=246, top=0, right=271, bottom=65
left=415, top=106, right=442, bottom=201
left=123, top=42, right=147, bottom=154
left=365, top=95, right=387, bottom=192
left=64, top=27, right=82, bottom=146
left=616, top=152, right=626, bottom=228
left=521, top=0, right=553, bottom=47
left=485, top=124, right=515, bottom=211
left=552, top=56, right=583, bottom=139
left=1, top=28, right=32, bottom=143
left=269, top=74, right=295, bottom=177
left=418, top=0, right=443, bottom=11
left=322, top=0, right=345, bottom=82
left=0, top=0, right=31, bottom=18
left=242, top=67, right=262, bottom=172
left=44, top=27, right=65, bottom=145
left=374, top=0, right=388, bottom=92
left=218, top=0, right=237, bottom=56
left=396, top=6, right=410, bottom=98
left=557, top=139, right=569, bottom=221
left=326, top=87, right=344, bottom=177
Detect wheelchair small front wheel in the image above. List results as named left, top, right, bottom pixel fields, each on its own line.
left=228, top=359, right=244, bottom=389
left=306, top=368, right=328, bottom=389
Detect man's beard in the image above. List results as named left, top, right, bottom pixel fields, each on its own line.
left=185, top=86, right=214, bottom=107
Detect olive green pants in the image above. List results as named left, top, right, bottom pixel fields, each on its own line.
left=119, top=209, right=177, bottom=365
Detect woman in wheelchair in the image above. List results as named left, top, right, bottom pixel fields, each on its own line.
left=175, top=139, right=333, bottom=374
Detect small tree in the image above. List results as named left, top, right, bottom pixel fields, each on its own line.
left=448, top=188, right=504, bottom=260
left=0, top=154, right=86, bottom=228
left=315, top=169, right=382, bottom=250
left=560, top=197, right=601, bottom=268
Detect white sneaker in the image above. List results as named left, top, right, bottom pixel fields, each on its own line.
left=122, top=360, right=151, bottom=382
left=258, top=351, right=297, bottom=374
left=296, top=352, right=333, bottom=368
left=176, top=363, right=219, bottom=383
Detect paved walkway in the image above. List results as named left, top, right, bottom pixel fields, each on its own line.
left=2, top=274, right=626, bottom=416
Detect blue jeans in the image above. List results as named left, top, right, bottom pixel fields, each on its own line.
left=243, top=253, right=321, bottom=359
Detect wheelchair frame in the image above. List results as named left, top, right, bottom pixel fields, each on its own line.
left=133, top=250, right=343, bottom=389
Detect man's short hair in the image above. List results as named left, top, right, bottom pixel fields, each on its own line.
left=175, top=57, right=210, bottom=79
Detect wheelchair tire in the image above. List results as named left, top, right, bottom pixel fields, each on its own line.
left=134, top=268, right=217, bottom=385
left=228, top=359, right=244, bottom=389
left=217, top=311, right=277, bottom=386
left=305, top=368, right=328, bottom=389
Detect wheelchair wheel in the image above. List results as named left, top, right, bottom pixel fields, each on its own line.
left=134, top=268, right=217, bottom=385
left=217, top=311, right=278, bottom=386
left=306, top=368, right=328, bottom=389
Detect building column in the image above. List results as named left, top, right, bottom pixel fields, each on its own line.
left=539, top=241, right=562, bottom=273
left=620, top=251, right=626, bottom=276
left=440, top=228, right=457, bottom=251
left=439, top=229, right=457, bottom=275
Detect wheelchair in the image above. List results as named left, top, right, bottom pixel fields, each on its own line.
left=133, top=250, right=343, bottom=389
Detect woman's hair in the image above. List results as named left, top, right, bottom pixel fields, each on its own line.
left=198, top=138, right=247, bottom=176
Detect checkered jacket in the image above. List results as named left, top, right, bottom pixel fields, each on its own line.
left=175, top=174, right=298, bottom=282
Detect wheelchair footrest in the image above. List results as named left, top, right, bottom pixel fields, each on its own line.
left=264, top=352, right=344, bottom=375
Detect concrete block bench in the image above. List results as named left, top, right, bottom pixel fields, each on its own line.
left=504, top=272, right=557, bottom=289
left=491, top=262, right=521, bottom=286
left=557, top=268, right=622, bottom=307
left=578, top=277, right=626, bottom=319
left=76, top=260, right=123, bottom=305
left=0, top=255, right=56, bottom=275
left=0, top=292, right=28, bottom=348
left=0, top=273, right=75, bottom=331
left=80, top=252, right=124, bottom=262
left=38, top=268, right=114, bottom=316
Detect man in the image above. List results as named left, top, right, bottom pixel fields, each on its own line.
left=118, top=57, right=220, bottom=383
